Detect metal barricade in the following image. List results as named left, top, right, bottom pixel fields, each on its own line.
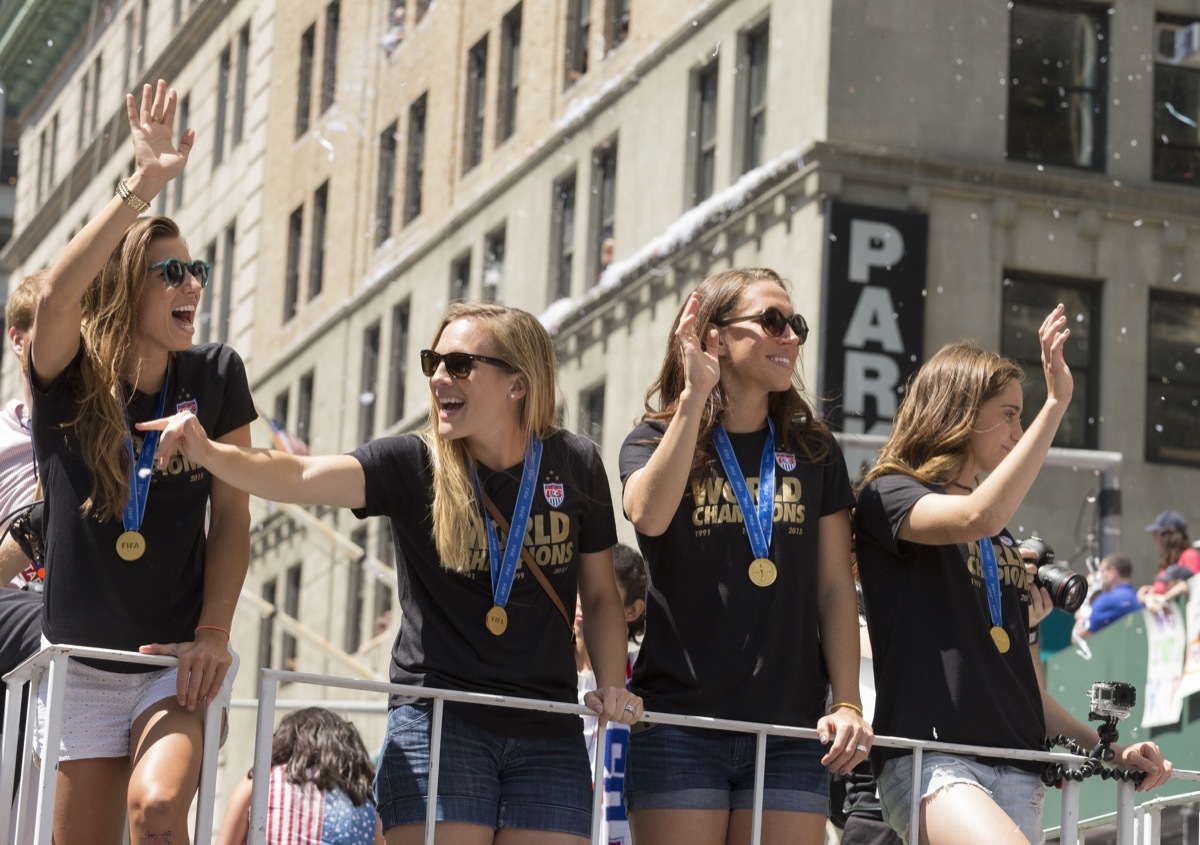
left=1, top=644, right=223, bottom=845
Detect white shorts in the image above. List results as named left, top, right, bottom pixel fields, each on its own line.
left=34, top=642, right=238, bottom=761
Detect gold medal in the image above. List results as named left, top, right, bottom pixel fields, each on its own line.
left=990, top=625, right=1010, bottom=653
left=486, top=605, right=508, bottom=636
left=749, top=558, right=777, bottom=587
left=116, top=530, right=146, bottom=561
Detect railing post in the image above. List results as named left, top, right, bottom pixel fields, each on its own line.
left=590, top=720, right=608, bottom=845
left=908, top=748, right=923, bottom=845
left=249, top=670, right=279, bottom=842
left=1144, top=805, right=1162, bottom=845
left=34, top=652, right=69, bottom=845
left=751, top=732, right=766, bottom=845
left=1116, top=779, right=1136, bottom=843
left=193, top=694, right=223, bottom=844
left=425, top=698, right=444, bottom=845
left=0, top=678, right=22, bottom=839
left=1060, top=777, right=1081, bottom=845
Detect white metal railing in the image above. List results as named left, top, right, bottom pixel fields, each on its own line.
left=1044, top=789, right=1200, bottom=844
left=249, top=667, right=1200, bottom=845
left=1, top=644, right=223, bottom=845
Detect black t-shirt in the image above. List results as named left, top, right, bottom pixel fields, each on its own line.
left=855, top=473, right=1046, bottom=772
left=351, top=429, right=617, bottom=738
left=32, top=344, right=256, bottom=671
left=618, top=420, right=855, bottom=727
left=0, top=588, right=41, bottom=677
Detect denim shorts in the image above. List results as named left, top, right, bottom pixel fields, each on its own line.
left=374, top=702, right=592, bottom=836
left=877, top=753, right=1046, bottom=844
left=624, top=723, right=829, bottom=814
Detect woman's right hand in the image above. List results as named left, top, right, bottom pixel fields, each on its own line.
left=674, top=292, right=721, bottom=401
left=125, top=79, right=194, bottom=183
left=138, top=411, right=212, bottom=470
left=1039, top=303, right=1073, bottom=409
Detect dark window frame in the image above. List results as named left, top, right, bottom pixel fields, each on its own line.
left=1146, top=287, right=1200, bottom=465
left=689, top=60, right=719, bottom=205
left=464, top=35, right=489, bottom=172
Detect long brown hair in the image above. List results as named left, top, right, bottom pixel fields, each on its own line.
left=421, top=303, right=558, bottom=571
left=262, top=708, right=375, bottom=806
left=861, top=340, right=1023, bottom=488
left=1158, top=527, right=1194, bottom=570
left=642, top=267, right=829, bottom=481
left=74, top=216, right=182, bottom=521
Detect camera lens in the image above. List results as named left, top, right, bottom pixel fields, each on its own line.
left=1036, top=563, right=1088, bottom=613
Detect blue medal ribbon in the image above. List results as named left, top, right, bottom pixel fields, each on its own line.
left=711, top=418, right=776, bottom=561
left=122, top=362, right=172, bottom=534
left=977, top=535, right=1006, bottom=635
left=472, top=437, right=544, bottom=611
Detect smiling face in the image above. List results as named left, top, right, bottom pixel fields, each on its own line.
left=134, top=235, right=201, bottom=364
left=717, top=279, right=802, bottom=397
left=965, top=378, right=1024, bottom=477
left=427, top=318, right=525, bottom=451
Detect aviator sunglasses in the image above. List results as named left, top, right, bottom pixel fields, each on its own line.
left=149, top=258, right=210, bottom=289
left=713, top=306, right=809, bottom=344
left=420, top=349, right=516, bottom=379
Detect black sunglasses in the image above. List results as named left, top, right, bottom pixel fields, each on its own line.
left=420, top=349, right=516, bottom=379
left=714, top=306, right=809, bottom=344
left=149, top=258, right=210, bottom=289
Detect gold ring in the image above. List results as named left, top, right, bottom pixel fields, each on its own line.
left=150, top=113, right=163, bottom=123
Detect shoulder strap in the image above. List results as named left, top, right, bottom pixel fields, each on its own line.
left=480, top=492, right=574, bottom=640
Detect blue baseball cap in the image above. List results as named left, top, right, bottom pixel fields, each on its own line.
left=1146, top=510, right=1188, bottom=534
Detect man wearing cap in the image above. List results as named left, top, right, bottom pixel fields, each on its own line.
left=1137, top=510, right=1200, bottom=614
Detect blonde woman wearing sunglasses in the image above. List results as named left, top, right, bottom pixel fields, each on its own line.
left=618, top=267, right=870, bottom=845
left=144, top=301, right=642, bottom=844
left=29, top=80, right=254, bottom=843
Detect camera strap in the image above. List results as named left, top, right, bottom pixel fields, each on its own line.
left=977, top=537, right=1009, bottom=653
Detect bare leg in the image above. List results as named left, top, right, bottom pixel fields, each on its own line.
left=630, top=808, right=732, bottom=845
left=727, top=808, right=828, bottom=845
left=127, top=697, right=205, bottom=845
left=920, top=782, right=1031, bottom=845
left=54, top=756, right=130, bottom=844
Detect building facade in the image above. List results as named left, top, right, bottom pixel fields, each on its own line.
left=2, top=0, right=1200, bottom=827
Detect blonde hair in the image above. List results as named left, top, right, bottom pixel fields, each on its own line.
left=642, top=267, right=829, bottom=481
left=74, top=217, right=183, bottom=520
left=421, top=303, right=558, bottom=571
left=7, top=270, right=47, bottom=335
left=862, top=340, right=1023, bottom=488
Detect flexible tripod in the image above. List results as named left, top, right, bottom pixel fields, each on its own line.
left=1042, top=713, right=1146, bottom=787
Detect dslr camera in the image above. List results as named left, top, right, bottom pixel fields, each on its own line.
left=1019, top=537, right=1087, bottom=614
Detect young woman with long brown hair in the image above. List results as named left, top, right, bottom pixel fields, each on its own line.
left=144, top=301, right=642, bottom=845
left=618, top=267, right=871, bottom=845
left=855, top=309, right=1172, bottom=844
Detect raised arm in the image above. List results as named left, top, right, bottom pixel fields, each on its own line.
left=140, top=411, right=367, bottom=509
left=899, top=305, right=1073, bottom=546
left=31, top=80, right=192, bottom=387
left=623, top=293, right=720, bottom=536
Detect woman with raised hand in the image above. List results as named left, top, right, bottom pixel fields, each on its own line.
left=618, top=268, right=870, bottom=845
left=855, top=308, right=1172, bottom=845
left=144, top=302, right=641, bottom=845
left=30, top=79, right=254, bottom=843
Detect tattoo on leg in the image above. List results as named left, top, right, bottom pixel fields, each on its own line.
left=145, top=832, right=174, bottom=843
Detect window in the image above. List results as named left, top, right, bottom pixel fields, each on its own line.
left=1153, top=16, right=1200, bottom=185
left=346, top=527, right=367, bottom=652
left=297, top=370, right=314, bottom=445
left=297, top=25, right=315, bottom=137
left=606, top=0, right=630, bottom=52
left=498, top=5, right=522, bottom=143
left=284, top=205, right=303, bottom=321
left=590, top=139, right=617, bottom=286
left=1001, top=270, right=1100, bottom=449
left=174, top=94, right=190, bottom=211
left=258, top=577, right=277, bottom=669
left=360, top=323, right=381, bottom=443
left=404, top=94, right=427, bottom=224
left=123, top=13, right=135, bottom=90
left=199, top=239, right=216, bottom=343
left=215, top=45, right=231, bottom=166
left=282, top=564, right=302, bottom=671
left=1146, top=290, right=1200, bottom=464
left=388, top=300, right=410, bottom=426
left=309, top=181, right=328, bottom=299
left=690, top=61, right=719, bottom=205
left=376, top=121, right=398, bottom=246
left=464, top=36, right=488, bottom=172
left=1007, top=1, right=1107, bottom=170
left=173, top=0, right=182, bottom=27
left=218, top=223, right=236, bottom=344
left=416, top=0, right=433, bottom=22
left=77, top=73, right=89, bottom=148
left=138, top=0, right=149, bottom=70
left=739, top=21, right=769, bottom=173
left=550, top=172, right=576, bottom=301
left=233, top=25, right=250, bottom=145
left=483, top=226, right=505, bottom=303
left=47, top=114, right=58, bottom=190
left=273, top=389, right=290, bottom=433
left=321, top=1, right=340, bottom=113
left=36, top=130, right=44, bottom=204
left=566, top=0, right=590, bottom=85
left=373, top=524, right=395, bottom=632
left=450, top=251, right=471, bottom=302
left=580, top=382, right=605, bottom=445
left=91, top=56, right=102, bottom=134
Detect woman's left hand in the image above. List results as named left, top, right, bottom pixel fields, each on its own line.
left=140, top=628, right=232, bottom=712
left=817, top=706, right=874, bottom=775
left=1113, top=741, right=1174, bottom=792
left=585, top=686, right=643, bottom=725
left=1023, top=558, right=1054, bottom=628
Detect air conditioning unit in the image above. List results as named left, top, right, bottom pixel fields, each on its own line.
left=1155, top=21, right=1200, bottom=68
